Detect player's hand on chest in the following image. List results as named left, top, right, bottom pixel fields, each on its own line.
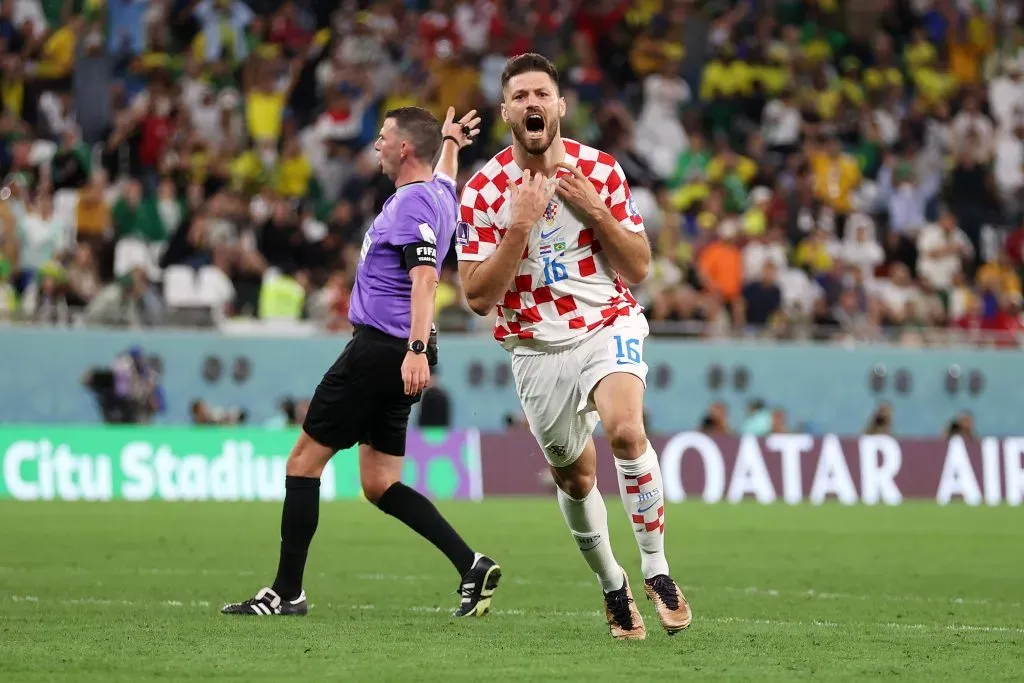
left=495, top=170, right=606, bottom=262
left=497, top=194, right=586, bottom=251
left=553, top=162, right=609, bottom=223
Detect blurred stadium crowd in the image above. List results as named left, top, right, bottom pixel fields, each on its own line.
left=0, top=0, right=1022, bottom=347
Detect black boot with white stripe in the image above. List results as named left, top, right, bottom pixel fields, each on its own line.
left=452, top=553, right=502, bottom=618
left=221, top=587, right=308, bottom=616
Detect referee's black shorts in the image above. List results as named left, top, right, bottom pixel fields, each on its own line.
left=302, top=324, right=420, bottom=457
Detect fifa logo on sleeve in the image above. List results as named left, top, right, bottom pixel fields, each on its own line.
left=456, top=221, right=470, bottom=245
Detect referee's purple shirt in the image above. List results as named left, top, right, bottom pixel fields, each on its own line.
left=348, top=172, right=458, bottom=339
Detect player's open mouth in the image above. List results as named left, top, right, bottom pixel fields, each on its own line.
left=525, top=114, right=545, bottom=135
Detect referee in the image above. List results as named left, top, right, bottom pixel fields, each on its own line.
left=222, top=106, right=502, bottom=619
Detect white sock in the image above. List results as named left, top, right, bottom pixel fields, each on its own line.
left=614, top=441, right=670, bottom=579
left=556, top=482, right=625, bottom=593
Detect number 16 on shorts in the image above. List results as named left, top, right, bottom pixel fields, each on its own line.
left=612, top=335, right=642, bottom=365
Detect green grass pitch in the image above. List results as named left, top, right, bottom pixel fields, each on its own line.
left=0, top=500, right=1021, bottom=682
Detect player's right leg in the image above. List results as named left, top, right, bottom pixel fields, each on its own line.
left=511, top=350, right=645, bottom=640
left=220, top=429, right=333, bottom=616
left=549, top=439, right=646, bottom=641
left=222, top=339, right=367, bottom=617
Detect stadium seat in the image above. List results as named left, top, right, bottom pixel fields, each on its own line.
left=114, top=238, right=155, bottom=279
left=163, top=266, right=201, bottom=308
left=195, top=266, right=235, bottom=312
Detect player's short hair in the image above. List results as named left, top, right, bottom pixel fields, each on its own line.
left=384, top=106, right=442, bottom=163
left=500, top=53, right=560, bottom=94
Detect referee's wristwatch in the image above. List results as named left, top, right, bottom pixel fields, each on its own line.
left=408, top=340, right=427, bottom=355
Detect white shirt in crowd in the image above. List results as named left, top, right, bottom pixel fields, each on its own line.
left=157, top=199, right=183, bottom=237
left=947, top=285, right=974, bottom=320
left=190, top=98, right=220, bottom=143
left=454, top=1, right=496, bottom=54
left=762, top=99, right=802, bottom=147
left=923, top=117, right=953, bottom=166
left=988, top=68, right=1024, bottom=127
left=994, top=127, right=1024, bottom=196
left=742, top=240, right=788, bottom=282
left=776, top=267, right=824, bottom=317
left=180, top=76, right=207, bottom=113
left=841, top=244, right=884, bottom=284
left=635, top=73, right=691, bottom=179
left=39, top=92, right=75, bottom=138
left=20, top=211, right=69, bottom=270
left=479, top=52, right=506, bottom=102
left=839, top=214, right=883, bottom=281
left=365, top=8, right=399, bottom=39
left=10, top=0, right=45, bottom=30
left=951, top=110, right=995, bottom=160
left=873, top=108, right=900, bottom=147
left=877, top=280, right=920, bottom=316
left=916, top=222, right=975, bottom=290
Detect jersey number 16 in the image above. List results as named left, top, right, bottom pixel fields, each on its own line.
left=542, top=257, right=568, bottom=285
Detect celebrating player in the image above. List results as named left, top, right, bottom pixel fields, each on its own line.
left=456, top=54, right=691, bottom=640
left=222, top=106, right=502, bottom=618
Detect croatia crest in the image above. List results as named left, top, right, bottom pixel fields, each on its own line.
left=543, top=199, right=559, bottom=224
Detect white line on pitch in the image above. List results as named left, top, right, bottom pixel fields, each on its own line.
left=2, top=565, right=1020, bottom=609
left=723, top=586, right=1021, bottom=608
left=5, top=595, right=1023, bottom=635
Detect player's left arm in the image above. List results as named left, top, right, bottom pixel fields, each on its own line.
left=555, top=161, right=651, bottom=285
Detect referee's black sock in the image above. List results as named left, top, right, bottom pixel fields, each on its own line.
left=376, top=482, right=476, bottom=576
left=272, top=475, right=321, bottom=600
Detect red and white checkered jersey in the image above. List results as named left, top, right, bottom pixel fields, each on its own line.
left=456, top=139, right=646, bottom=352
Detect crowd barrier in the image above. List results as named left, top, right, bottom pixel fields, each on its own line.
left=0, top=427, right=1018, bottom=506
left=0, top=327, right=1020, bottom=435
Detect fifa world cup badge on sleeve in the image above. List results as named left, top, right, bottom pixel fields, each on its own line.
left=627, top=196, right=639, bottom=217
left=456, top=221, right=470, bottom=245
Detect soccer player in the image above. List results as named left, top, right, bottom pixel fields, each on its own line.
left=222, top=106, right=502, bottom=618
left=456, top=54, right=691, bottom=640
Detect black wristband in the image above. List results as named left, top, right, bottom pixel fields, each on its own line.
left=442, top=135, right=460, bottom=146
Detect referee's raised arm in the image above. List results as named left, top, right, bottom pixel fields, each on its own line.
left=435, top=106, right=482, bottom=180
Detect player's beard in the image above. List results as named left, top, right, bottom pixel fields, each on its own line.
left=510, top=114, right=559, bottom=156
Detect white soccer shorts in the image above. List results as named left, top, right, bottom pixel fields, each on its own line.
left=510, top=315, right=650, bottom=468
